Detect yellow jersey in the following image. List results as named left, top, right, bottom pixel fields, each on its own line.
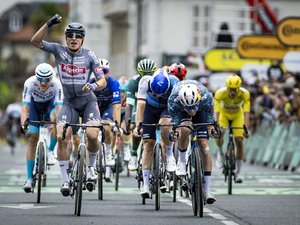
left=214, top=87, right=250, bottom=113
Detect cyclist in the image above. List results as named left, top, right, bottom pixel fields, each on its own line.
left=31, top=14, right=107, bottom=196
left=4, top=102, right=22, bottom=146
left=20, top=63, right=63, bottom=193
left=214, top=74, right=250, bottom=183
left=121, top=58, right=157, bottom=171
left=134, top=68, right=179, bottom=198
left=90, top=58, right=122, bottom=182
left=168, top=63, right=187, bottom=81
left=168, top=80, right=218, bottom=204
left=118, top=76, right=131, bottom=162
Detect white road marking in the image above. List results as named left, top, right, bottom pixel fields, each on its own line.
left=0, top=204, right=53, bottom=210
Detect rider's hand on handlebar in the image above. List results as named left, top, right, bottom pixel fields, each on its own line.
left=82, top=83, right=98, bottom=92
left=47, top=14, right=62, bottom=27
left=168, top=131, right=178, bottom=142
left=133, top=127, right=142, bottom=137
left=243, top=126, right=250, bottom=138
left=20, top=124, right=28, bottom=135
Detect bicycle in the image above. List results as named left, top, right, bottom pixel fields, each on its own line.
left=6, top=113, right=20, bottom=155
left=137, top=122, right=174, bottom=211
left=170, top=122, right=220, bottom=217
left=221, top=121, right=248, bottom=195
left=62, top=122, right=103, bottom=216
left=23, top=116, right=56, bottom=203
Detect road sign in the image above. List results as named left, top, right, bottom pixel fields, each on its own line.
left=277, top=17, right=300, bottom=47
left=204, top=48, right=270, bottom=71
left=237, top=35, right=300, bottom=60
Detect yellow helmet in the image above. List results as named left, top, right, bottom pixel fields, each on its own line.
left=226, top=74, right=242, bottom=89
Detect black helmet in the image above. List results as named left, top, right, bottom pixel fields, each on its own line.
left=65, top=22, right=85, bottom=37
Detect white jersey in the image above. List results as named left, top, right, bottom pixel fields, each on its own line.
left=22, top=76, right=63, bottom=106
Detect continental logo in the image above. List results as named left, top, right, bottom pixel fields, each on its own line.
left=237, top=35, right=300, bottom=60
left=277, top=17, right=300, bottom=46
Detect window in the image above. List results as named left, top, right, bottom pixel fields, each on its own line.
left=9, top=11, right=22, bottom=32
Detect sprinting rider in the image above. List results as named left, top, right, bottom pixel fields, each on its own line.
left=134, top=68, right=179, bottom=198
left=168, top=80, right=218, bottom=204
left=21, top=63, right=63, bottom=193
left=121, top=59, right=157, bottom=171
left=90, top=58, right=122, bottom=182
left=168, top=62, right=187, bottom=81
left=31, top=14, right=107, bottom=196
left=118, top=76, right=131, bottom=162
left=214, top=74, right=250, bottom=183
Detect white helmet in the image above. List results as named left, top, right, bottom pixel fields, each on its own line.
left=35, top=63, right=55, bottom=80
left=178, top=84, right=201, bottom=107
left=99, top=58, right=110, bottom=70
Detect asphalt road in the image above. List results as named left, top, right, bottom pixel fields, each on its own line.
left=0, top=141, right=300, bottom=225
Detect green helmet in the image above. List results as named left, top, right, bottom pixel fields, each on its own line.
left=137, top=58, right=157, bottom=76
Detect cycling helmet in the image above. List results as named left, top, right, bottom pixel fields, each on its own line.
left=35, top=63, right=55, bottom=81
left=137, top=58, right=157, bottom=76
left=149, top=68, right=170, bottom=96
left=169, top=63, right=187, bottom=80
left=99, top=58, right=110, bottom=70
left=226, top=74, right=242, bottom=89
left=118, top=76, right=129, bottom=92
left=65, top=22, right=85, bottom=37
left=178, top=84, right=201, bottom=107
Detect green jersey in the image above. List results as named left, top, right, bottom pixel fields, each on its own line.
left=126, top=74, right=142, bottom=107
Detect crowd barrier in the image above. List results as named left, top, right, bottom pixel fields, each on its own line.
left=209, top=121, right=300, bottom=172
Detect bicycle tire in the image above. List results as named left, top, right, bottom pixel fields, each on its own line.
left=194, top=148, right=204, bottom=218
left=115, top=146, right=120, bottom=191
left=37, top=142, right=45, bottom=204
left=188, top=150, right=197, bottom=216
left=98, top=143, right=105, bottom=200
left=227, top=142, right=234, bottom=195
left=153, top=144, right=161, bottom=211
left=172, top=142, right=178, bottom=202
left=75, top=145, right=85, bottom=216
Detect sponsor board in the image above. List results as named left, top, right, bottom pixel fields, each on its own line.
left=237, top=35, right=300, bottom=60
left=277, top=17, right=300, bottom=46
left=204, top=49, right=270, bottom=71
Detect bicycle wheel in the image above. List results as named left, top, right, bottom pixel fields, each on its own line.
left=190, top=147, right=203, bottom=217
left=75, top=145, right=85, bottom=216
left=115, top=146, right=120, bottom=191
left=37, top=142, right=45, bottom=204
left=172, top=142, right=178, bottom=202
left=227, top=142, right=234, bottom=195
left=97, top=143, right=105, bottom=200
left=153, top=144, right=162, bottom=211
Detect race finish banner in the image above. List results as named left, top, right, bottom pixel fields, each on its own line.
left=277, top=17, right=300, bottom=47
left=246, top=0, right=278, bottom=34
left=204, top=48, right=270, bottom=71
left=237, top=35, right=300, bottom=60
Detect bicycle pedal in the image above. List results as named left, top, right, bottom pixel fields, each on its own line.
left=86, top=181, right=94, bottom=192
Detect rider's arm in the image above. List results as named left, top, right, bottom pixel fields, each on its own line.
left=113, top=103, right=121, bottom=126
left=21, top=105, right=29, bottom=126
left=31, top=14, right=62, bottom=48
left=135, top=100, right=146, bottom=127
left=124, top=78, right=137, bottom=122
left=111, top=79, right=122, bottom=126
left=242, top=89, right=251, bottom=129
left=213, top=89, right=222, bottom=122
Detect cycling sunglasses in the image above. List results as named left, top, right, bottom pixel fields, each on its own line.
left=36, top=77, right=52, bottom=83
left=102, top=68, right=109, bottom=74
left=66, top=33, right=84, bottom=39
left=228, top=88, right=238, bottom=92
left=184, top=105, right=199, bottom=111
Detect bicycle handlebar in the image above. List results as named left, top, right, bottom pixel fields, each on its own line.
left=61, top=122, right=117, bottom=140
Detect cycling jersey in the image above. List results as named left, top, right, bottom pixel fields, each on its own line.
left=22, top=76, right=63, bottom=106
left=6, top=103, right=22, bottom=119
left=214, top=87, right=250, bottom=113
left=90, top=76, right=121, bottom=109
left=137, top=75, right=179, bottom=108
left=214, top=86, right=250, bottom=137
left=126, top=74, right=141, bottom=107
left=40, top=41, right=104, bottom=99
left=168, top=80, right=214, bottom=124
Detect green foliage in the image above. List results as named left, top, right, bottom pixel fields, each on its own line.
left=0, top=81, right=16, bottom=109
left=30, top=2, right=68, bottom=36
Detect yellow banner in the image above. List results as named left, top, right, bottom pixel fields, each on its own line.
left=204, top=49, right=270, bottom=71
left=277, top=17, right=300, bottom=46
left=237, top=35, right=300, bottom=60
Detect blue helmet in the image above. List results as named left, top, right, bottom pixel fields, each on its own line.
left=149, top=68, right=170, bottom=96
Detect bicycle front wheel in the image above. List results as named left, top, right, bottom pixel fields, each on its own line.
left=115, top=147, right=120, bottom=191
left=153, top=144, right=162, bottom=211
left=37, top=142, right=45, bottom=204
left=227, top=142, right=235, bottom=195
left=97, top=143, right=105, bottom=200
left=75, top=145, right=85, bottom=216
left=191, top=147, right=203, bottom=217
